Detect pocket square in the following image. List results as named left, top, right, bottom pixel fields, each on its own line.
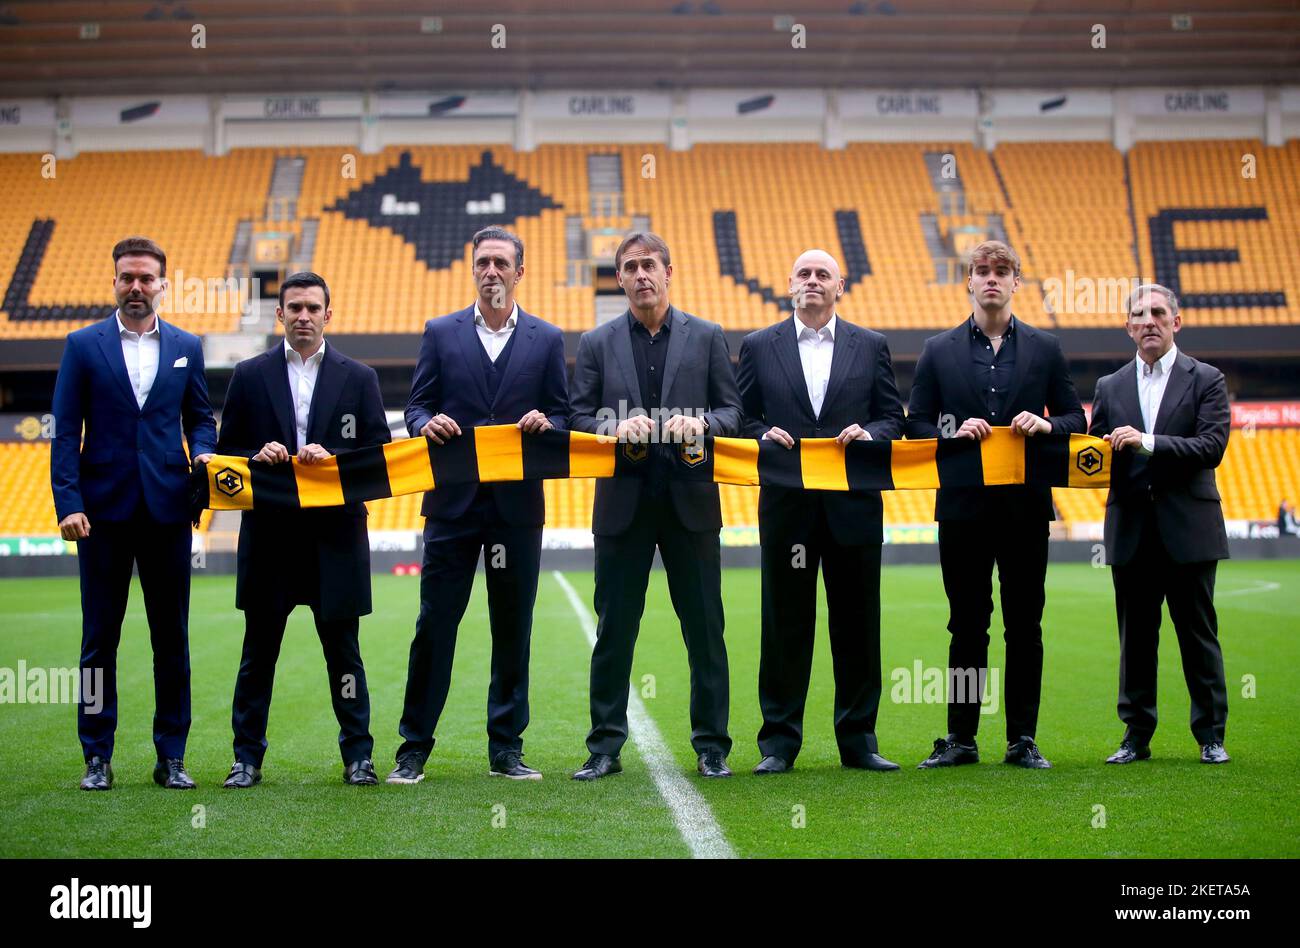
left=173, top=356, right=188, bottom=368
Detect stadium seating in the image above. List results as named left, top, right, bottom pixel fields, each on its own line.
left=0, top=441, right=212, bottom=535
left=1128, top=139, right=1300, bottom=327
left=0, top=150, right=271, bottom=338
left=5, top=140, right=1295, bottom=337
left=992, top=142, right=1136, bottom=328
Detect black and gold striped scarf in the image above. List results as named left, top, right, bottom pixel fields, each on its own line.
left=196, top=426, right=1111, bottom=513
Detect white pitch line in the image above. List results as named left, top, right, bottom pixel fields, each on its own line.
left=551, top=570, right=736, bottom=860
left=1218, top=580, right=1281, bottom=598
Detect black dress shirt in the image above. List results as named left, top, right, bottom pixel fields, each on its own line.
left=969, top=314, right=1017, bottom=422
left=628, top=311, right=672, bottom=496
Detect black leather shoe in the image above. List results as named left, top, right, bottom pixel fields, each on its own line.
left=572, top=753, right=622, bottom=781
left=153, top=758, right=196, bottom=789
left=80, top=756, right=113, bottom=791
left=843, top=752, right=901, bottom=771
left=1004, top=737, right=1052, bottom=769
left=697, top=751, right=732, bottom=778
left=344, top=759, right=378, bottom=785
left=1105, top=740, right=1151, bottom=764
left=1200, top=742, right=1231, bottom=764
left=386, top=752, right=426, bottom=784
left=222, top=761, right=262, bottom=788
left=490, top=751, right=542, bottom=780
left=917, top=736, right=979, bottom=769
left=753, top=755, right=792, bottom=775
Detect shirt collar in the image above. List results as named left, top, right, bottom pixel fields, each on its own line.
left=794, top=312, right=836, bottom=340
left=116, top=311, right=160, bottom=338
left=1137, top=343, right=1178, bottom=377
left=474, top=301, right=518, bottom=331
left=284, top=337, right=326, bottom=367
left=628, top=309, right=671, bottom=336
left=969, top=313, right=1015, bottom=338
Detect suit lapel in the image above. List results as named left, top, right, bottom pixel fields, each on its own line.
left=660, top=307, right=690, bottom=404
left=1154, top=351, right=1193, bottom=434
left=140, top=319, right=174, bottom=413
left=95, top=314, right=141, bottom=407
left=611, top=312, right=642, bottom=403
left=453, top=308, right=491, bottom=407
left=306, top=344, right=343, bottom=445
left=819, top=319, right=859, bottom=421
left=774, top=318, right=817, bottom=422
left=259, top=343, right=299, bottom=451
left=492, top=310, right=536, bottom=409
left=1000, top=318, right=1037, bottom=414
left=948, top=323, right=986, bottom=411
left=1115, top=359, right=1144, bottom=431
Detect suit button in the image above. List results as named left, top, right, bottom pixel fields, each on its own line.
left=489, top=415, right=496, bottom=424
left=814, top=426, right=823, bottom=433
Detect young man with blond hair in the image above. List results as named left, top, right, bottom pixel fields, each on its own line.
left=905, top=240, right=1085, bottom=770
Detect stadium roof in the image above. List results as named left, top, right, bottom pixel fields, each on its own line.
left=0, top=0, right=1297, bottom=97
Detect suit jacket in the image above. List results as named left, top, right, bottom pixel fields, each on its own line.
left=905, top=317, right=1085, bottom=521
left=406, top=304, right=569, bottom=526
left=1089, top=350, right=1230, bottom=567
left=569, top=306, right=743, bottom=536
left=51, top=313, right=217, bottom=525
left=217, top=342, right=391, bottom=621
left=737, top=315, right=905, bottom=545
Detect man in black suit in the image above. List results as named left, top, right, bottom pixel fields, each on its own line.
left=216, top=271, right=391, bottom=787
left=569, top=231, right=743, bottom=780
left=736, top=249, right=905, bottom=775
left=1089, top=283, right=1231, bottom=765
left=388, top=227, right=569, bottom=784
left=905, top=240, right=1085, bottom=769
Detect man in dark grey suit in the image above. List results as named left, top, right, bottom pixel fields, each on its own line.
left=737, top=249, right=905, bottom=775
left=1089, top=283, right=1232, bottom=765
left=568, top=232, right=743, bottom=780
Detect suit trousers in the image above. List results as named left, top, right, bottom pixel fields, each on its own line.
left=757, top=504, right=883, bottom=764
left=587, top=498, right=731, bottom=757
left=231, top=605, right=373, bottom=767
left=938, top=517, right=1049, bottom=743
left=76, top=505, right=192, bottom=762
left=1111, top=510, right=1227, bottom=745
left=397, top=490, right=542, bottom=761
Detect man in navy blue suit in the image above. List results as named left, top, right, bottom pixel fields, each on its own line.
left=737, top=249, right=906, bottom=775
left=50, top=237, right=217, bottom=791
left=388, top=226, right=569, bottom=784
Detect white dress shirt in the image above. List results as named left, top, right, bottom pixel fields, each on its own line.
left=1136, top=343, right=1178, bottom=455
left=117, top=311, right=160, bottom=410
left=474, top=301, right=518, bottom=363
left=285, top=339, right=326, bottom=449
left=795, top=312, right=836, bottom=418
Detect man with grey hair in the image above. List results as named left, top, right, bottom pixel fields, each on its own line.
left=1089, top=282, right=1232, bottom=765
left=388, top=225, right=569, bottom=784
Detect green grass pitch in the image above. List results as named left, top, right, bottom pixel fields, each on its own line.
left=0, top=560, right=1295, bottom=858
